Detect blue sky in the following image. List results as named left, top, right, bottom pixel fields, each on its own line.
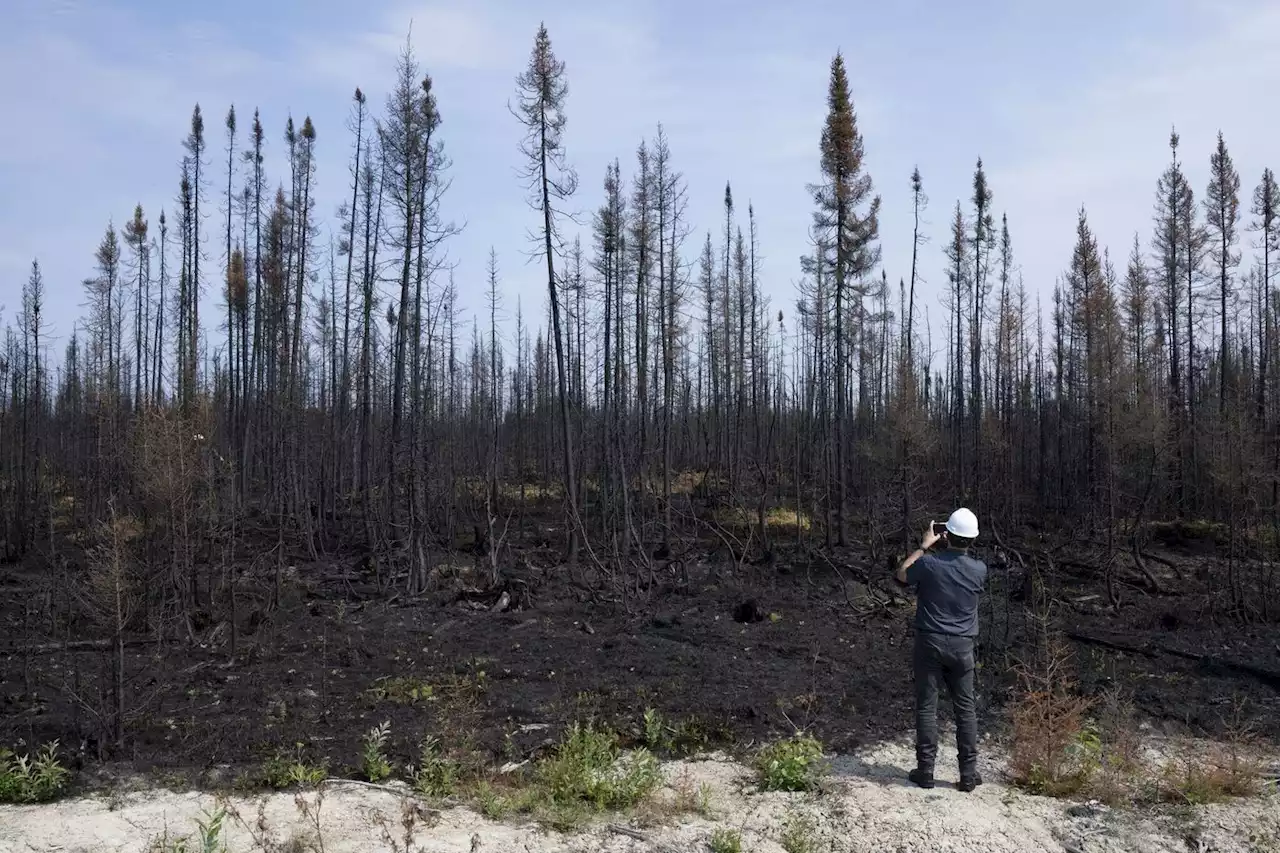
left=3, top=0, right=1279, bottom=364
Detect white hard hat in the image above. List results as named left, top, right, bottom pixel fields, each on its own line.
left=945, top=507, right=979, bottom=539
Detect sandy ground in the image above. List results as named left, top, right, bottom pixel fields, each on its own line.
left=2, top=738, right=1277, bottom=853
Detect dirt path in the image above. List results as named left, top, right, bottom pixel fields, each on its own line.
left=3, top=739, right=1276, bottom=853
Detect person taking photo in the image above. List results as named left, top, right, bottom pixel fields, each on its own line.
left=895, top=507, right=987, bottom=792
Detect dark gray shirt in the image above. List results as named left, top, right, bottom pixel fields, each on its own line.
left=906, top=550, right=988, bottom=637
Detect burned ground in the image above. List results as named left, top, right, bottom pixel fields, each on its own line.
left=1, top=521, right=1278, bottom=789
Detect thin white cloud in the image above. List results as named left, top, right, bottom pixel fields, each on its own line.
left=988, top=0, right=1280, bottom=305
left=7, top=0, right=1276, bottom=366
left=295, top=4, right=515, bottom=89
left=281, top=0, right=839, bottom=322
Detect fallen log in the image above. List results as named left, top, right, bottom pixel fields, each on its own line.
left=1065, top=631, right=1157, bottom=658
left=607, top=824, right=650, bottom=842
left=1129, top=546, right=1165, bottom=594
left=0, top=638, right=157, bottom=655
left=1137, top=549, right=1183, bottom=581
left=606, top=824, right=683, bottom=853
left=1066, top=631, right=1280, bottom=691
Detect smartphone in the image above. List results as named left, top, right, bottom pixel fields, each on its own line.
left=932, top=521, right=948, bottom=537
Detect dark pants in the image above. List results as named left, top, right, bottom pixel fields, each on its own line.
left=914, top=631, right=978, bottom=778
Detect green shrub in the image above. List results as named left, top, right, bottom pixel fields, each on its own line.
left=1158, top=746, right=1267, bottom=805
left=755, top=734, right=826, bottom=792
left=642, top=708, right=670, bottom=752
left=639, top=708, right=714, bottom=758
left=409, top=736, right=460, bottom=798
left=536, top=723, right=661, bottom=811
left=262, top=744, right=328, bottom=790
left=0, top=741, right=70, bottom=804
left=361, top=721, right=393, bottom=783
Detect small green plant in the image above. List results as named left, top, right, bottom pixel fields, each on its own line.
left=756, top=734, right=826, bottom=792
left=472, top=780, right=511, bottom=820
left=642, top=708, right=671, bottom=752
left=367, top=670, right=488, bottom=713
left=148, top=807, right=228, bottom=853
left=670, top=717, right=713, bottom=756
left=536, top=723, right=662, bottom=811
left=1158, top=747, right=1266, bottom=805
left=361, top=721, right=393, bottom=783
left=780, top=809, right=819, bottom=853
left=0, top=741, right=70, bottom=803
left=366, top=676, right=436, bottom=705
left=262, top=745, right=328, bottom=790
left=409, top=736, right=459, bottom=798
left=1018, top=722, right=1100, bottom=794
left=1161, top=759, right=1229, bottom=805
left=639, top=708, right=713, bottom=758
left=668, top=768, right=714, bottom=817
left=194, top=808, right=229, bottom=853
left=708, top=827, right=743, bottom=853
left=1088, top=689, right=1151, bottom=806
left=696, top=783, right=713, bottom=815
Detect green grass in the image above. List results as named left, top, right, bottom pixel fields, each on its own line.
left=261, top=745, right=328, bottom=790
left=365, top=670, right=488, bottom=714
left=0, top=742, right=70, bottom=804
left=440, top=722, right=667, bottom=831
left=365, top=675, right=438, bottom=705
left=708, top=827, right=743, bottom=853
left=639, top=708, right=719, bottom=758
left=780, top=809, right=819, bottom=853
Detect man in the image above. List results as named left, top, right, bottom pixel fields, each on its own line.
left=895, top=507, right=987, bottom=792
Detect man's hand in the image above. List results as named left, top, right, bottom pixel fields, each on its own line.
left=897, top=522, right=941, bottom=584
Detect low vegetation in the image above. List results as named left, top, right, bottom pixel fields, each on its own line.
left=779, top=809, right=820, bottom=853
left=365, top=668, right=489, bottom=709
left=260, top=745, right=328, bottom=790
left=408, top=736, right=461, bottom=799
left=1008, top=634, right=1269, bottom=806
left=360, top=721, right=394, bottom=783
left=146, top=807, right=228, bottom=853
left=0, top=741, right=70, bottom=804
left=1157, top=741, right=1268, bottom=805
left=707, top=826, right=743, bottom=853
left=755, top=733, right=827, bottom=792
left=639, top=708, right=722, bottom=758
left=662, top=767, right=714, bottom=818
left=532, top=722, right=662, bottom=822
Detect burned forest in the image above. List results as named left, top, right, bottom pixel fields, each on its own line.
left=2, top=30, right=1279, bottom=794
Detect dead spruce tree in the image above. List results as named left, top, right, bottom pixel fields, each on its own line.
left=513, top=23, right=582, bottom=565
left=807, top=51, right=881, bottom=546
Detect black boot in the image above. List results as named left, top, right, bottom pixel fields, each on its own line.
left=908, top=768, right=935, bottom=789
left=957, top=773, right=983, bottom=792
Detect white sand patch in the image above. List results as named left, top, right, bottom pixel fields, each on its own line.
left=1, top=737, right=1276, bottom=853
